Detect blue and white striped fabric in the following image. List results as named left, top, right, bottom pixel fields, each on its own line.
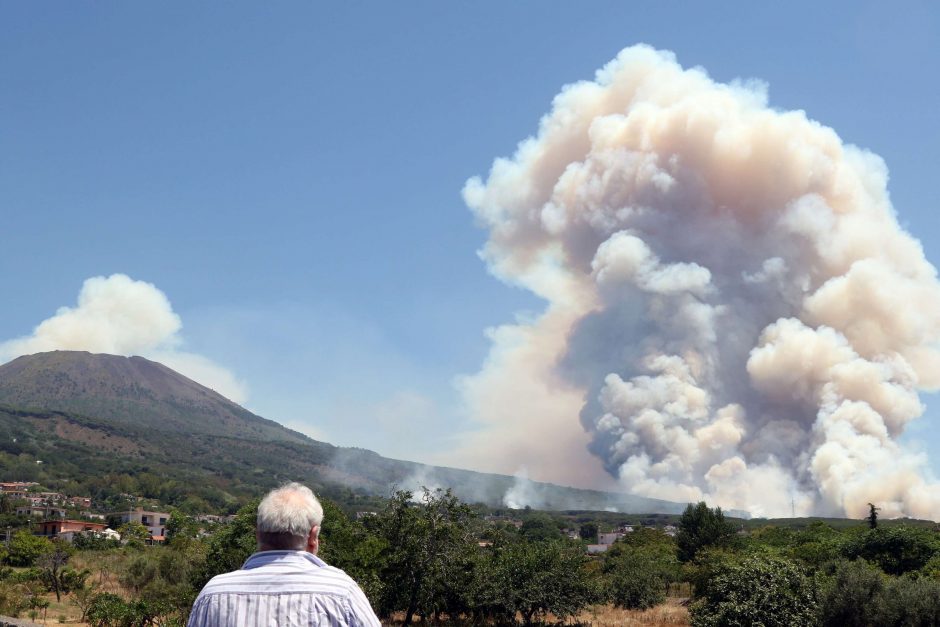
left=187, top=550, right=382, bottom=627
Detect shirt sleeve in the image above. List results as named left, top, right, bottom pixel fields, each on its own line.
left=186, top=593, right=210, bottom=627
left=346, top=584, right=382, bottom=627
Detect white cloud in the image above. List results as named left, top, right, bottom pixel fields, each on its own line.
left=0, top=273, right=248, bottom=404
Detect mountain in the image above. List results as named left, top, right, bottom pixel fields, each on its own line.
left=0, top=351, right=306, bottom=443
left=0, top=351, right=734, bottom=516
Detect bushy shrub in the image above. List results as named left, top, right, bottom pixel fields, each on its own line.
left=604, top=530, right=678, bottom=610
left=73, top=530, right=120, bottom=551
left=842, top=526, right=940, bottom=575
left=0, top=580, right=30, bottom=617
left=606, top=550, right=668, bottom=610
left=475, top=535, right=601, bottom=625
left=690, top=554, right=817, bottom=627
left=86, top=593, right=131, bottom=627
left=879, top=575, right=940, bottom=626
left=818, top=558, right=940, bottom=627
left=817, top=559, right=885, bottom=627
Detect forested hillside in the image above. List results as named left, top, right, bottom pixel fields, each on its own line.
left=0, top=351, right=697, bottom=514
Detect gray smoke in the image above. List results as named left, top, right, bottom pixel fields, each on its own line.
left=455, top=45, right=940, bottom=519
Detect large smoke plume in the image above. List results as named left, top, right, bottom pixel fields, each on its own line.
left=458, top=45, right=940, bottom=519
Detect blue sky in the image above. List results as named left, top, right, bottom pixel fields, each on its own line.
left=3, top=1, right=940, bottom=478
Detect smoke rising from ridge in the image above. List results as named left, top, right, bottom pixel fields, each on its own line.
left=0, top=274, right=247, bottom=403
left=458, top=45, right=940, bottom=518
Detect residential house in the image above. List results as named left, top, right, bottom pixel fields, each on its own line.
left=37, top=519, right=108, bottom=541
left=586, top=544, right=609, bottom=554
left=68, top=496, right=93, bottom=508
left=598, top=531, right=625, bottom=545
left=0, top=481, right=36, bottom=499
left=112, top=507, right=170, bottom=541
left=16, top=505, right=67, bottom=518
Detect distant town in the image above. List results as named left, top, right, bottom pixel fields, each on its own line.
left=2, top=480, right=681, bottom=553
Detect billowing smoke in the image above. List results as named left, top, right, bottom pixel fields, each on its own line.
left=503, top=467, right=550, bottom=510
left=458, top=45, right=940, bottom=519
left=0, top=274, right=247, bottom=403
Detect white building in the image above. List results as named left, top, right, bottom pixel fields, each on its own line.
left=598, top=531, right=625, bottom=545
left=111, top=507, right=170, bottom=540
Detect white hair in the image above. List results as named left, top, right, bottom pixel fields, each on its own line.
left=257, top=482, right=324, bottom=541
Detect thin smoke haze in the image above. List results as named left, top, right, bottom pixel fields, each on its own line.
left=457, top=45, right=940, bottom=519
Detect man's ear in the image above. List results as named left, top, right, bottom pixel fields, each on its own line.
left=307, top=526, right=320, bottom=555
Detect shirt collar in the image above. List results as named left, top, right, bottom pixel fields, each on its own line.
left=242, top=550, right=327, bottom=570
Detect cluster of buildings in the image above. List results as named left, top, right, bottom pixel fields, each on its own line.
left=2, top=481, right=171, bottom=544
left=584, top=523, right=678, bottom=553
left=4, top=481, right=686, bottom=552
left=482, top=513, right=679, bottom=554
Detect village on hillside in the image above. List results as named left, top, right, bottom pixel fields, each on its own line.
left=0, top=480, right=233, bottom=547
left=2, top=479, right=680, bottom=552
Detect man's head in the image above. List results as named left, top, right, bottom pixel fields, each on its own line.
left=256, top=482, right=324, bottom=553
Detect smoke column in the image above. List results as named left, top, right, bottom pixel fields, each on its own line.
left=460, top=45, right=940, bottom=519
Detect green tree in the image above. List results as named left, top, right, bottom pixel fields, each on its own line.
left=843, top=525, right=940, bottom=575
left=817, top=559, right=886, bottom=627
left=878, top=574, right=940, bottom=626
left=374, top=489, right=478, bottom=625
left=119, top=553, right=158, bottom=594
left=579, top=522, right=598, bottom=543
left=478, top=535, right=599, bottom=625
left=0, top=580, right=30, bottom=617
left=604, top=529, right=679, bottom=610
left=690, top=554, right=817, bottom=627
left=86, top=592, right=131, bottom=627
left=117, top=521, right=152, bottom=549
left=37, top=539, right=76, bottom=601
left=6, top=529, right=53, bottom=567
left=789, top=521, right=846, bottom=569
left=191, top=499, right=258, bottom=591
left=165, top=510, right=200, bottom=545
left=676, top=502, right=737, bottom=562
left=318, top=499, right=385, bottom=605
left=867, top=503, right=879, bottom=529
left=519, top=512, right=562, bottom=542
left=69, top=580, right=100, bottom=623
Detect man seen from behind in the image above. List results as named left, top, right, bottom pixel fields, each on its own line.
left=188, top=482, right=381, bottom=627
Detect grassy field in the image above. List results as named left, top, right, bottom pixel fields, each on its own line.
left=19, top=596, right=692, bottom=626
left=574, top=598, right=690, bottom=626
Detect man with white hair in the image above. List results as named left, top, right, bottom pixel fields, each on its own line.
left=188, top=482, right=381, bottom=626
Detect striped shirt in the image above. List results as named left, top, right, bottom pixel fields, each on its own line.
left=187, top=550, right=381, bottom=627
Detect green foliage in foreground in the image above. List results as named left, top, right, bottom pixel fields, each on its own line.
left=12, top=495, right=940, bottom=626
left=690, top=554, right=818, bottom=627
left=816, top=559, right=940, bottom=627
left=180, top=489, right=600, bottom=626
left=842, top=525, right=940, bottom=575
left=604, top=527, right=678, bottom=610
